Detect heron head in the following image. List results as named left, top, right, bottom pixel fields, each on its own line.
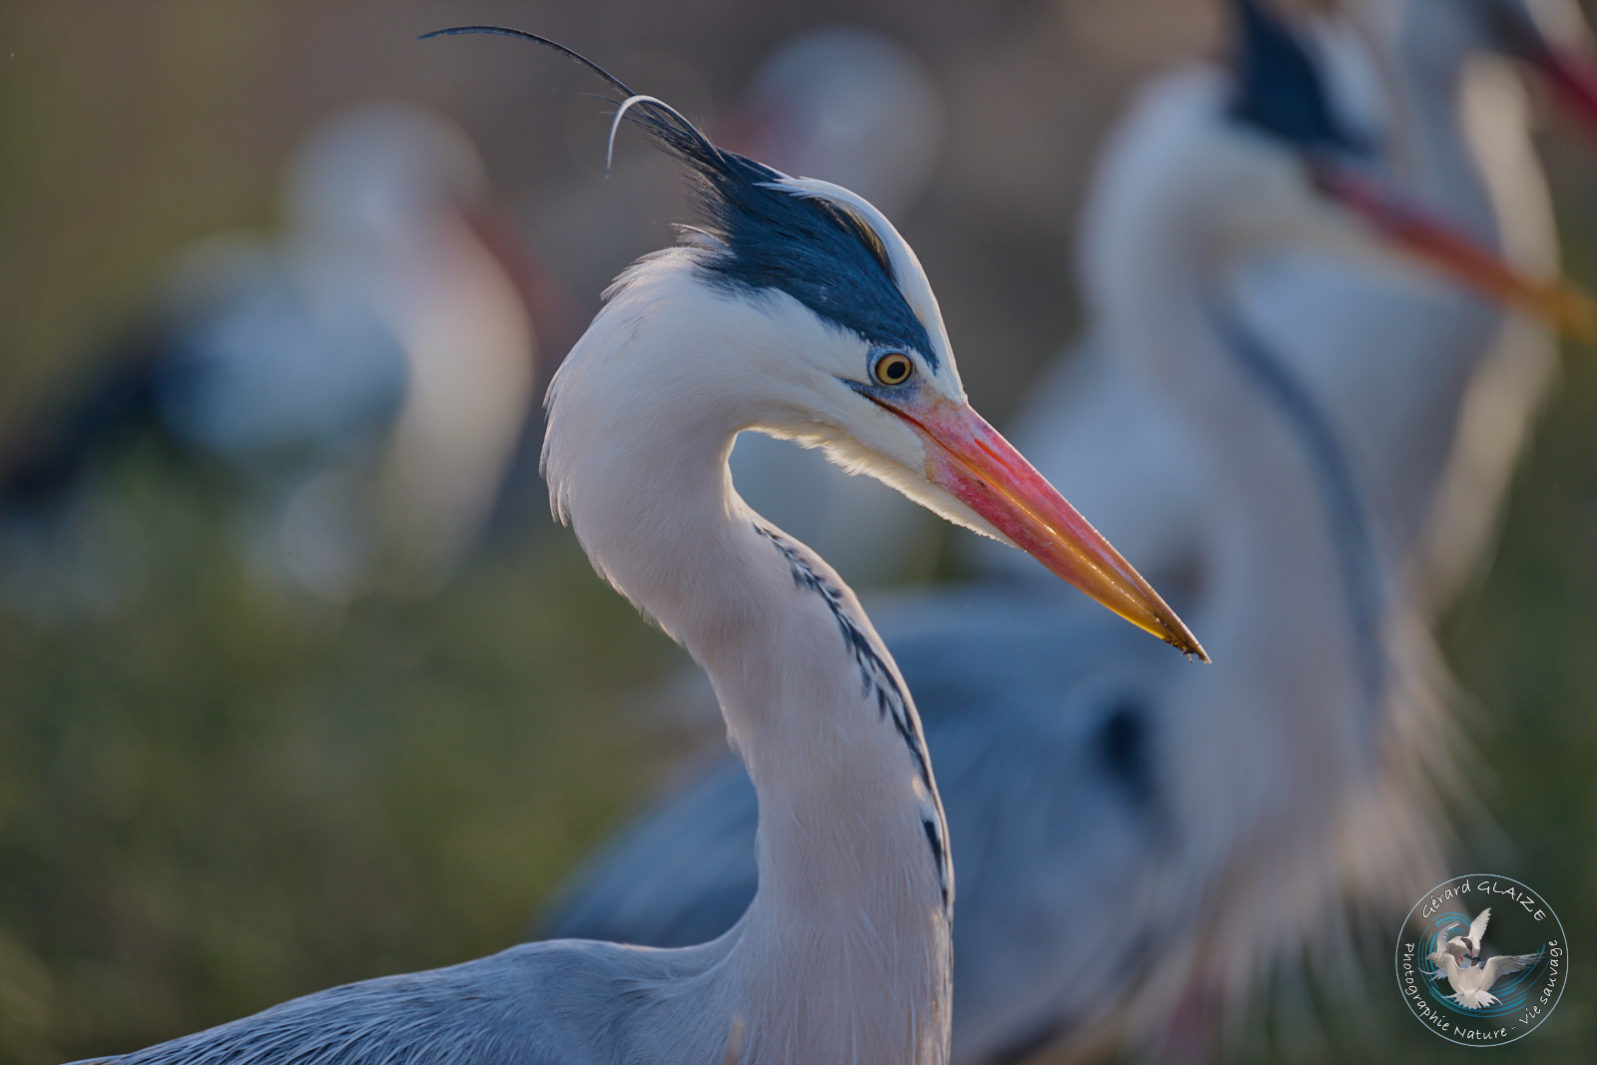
left=440, top=27, right=1203, bottom=656
left=638, top=93, right=1201, bottom=656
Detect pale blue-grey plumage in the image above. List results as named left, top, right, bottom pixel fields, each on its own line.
left=544, top=588, right=1180, bottom=1060
left=71, top=939, right=725, bottom=1065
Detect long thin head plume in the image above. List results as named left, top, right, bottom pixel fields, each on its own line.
left=419, top=26, right=721, bottom=175
left=422, top=25, right=942, bottom=368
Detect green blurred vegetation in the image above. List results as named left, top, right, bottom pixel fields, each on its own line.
left=0, top=3, right=1594, bottom=1064
left=0, top=460, right=680, bottom=1063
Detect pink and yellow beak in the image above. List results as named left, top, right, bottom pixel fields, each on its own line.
left=1311, top=161, right=1597, bottom=342
left=857, top=388, right=1208, bottom=660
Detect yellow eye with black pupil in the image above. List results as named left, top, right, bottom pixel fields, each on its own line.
left=873, top=353, right=914, bottom=386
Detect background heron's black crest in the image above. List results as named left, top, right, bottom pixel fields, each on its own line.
left=1225, top=0, right=1370, bottom=156
left=423, top=25, right=939, bottom=368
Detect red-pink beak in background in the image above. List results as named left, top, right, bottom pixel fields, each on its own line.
left=1310, top=160, right=1597, bottom=342
left=1530, top=42, right=1597, bottom=142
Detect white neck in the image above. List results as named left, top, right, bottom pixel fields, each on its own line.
left=1339, top=7, right=1557, bottom=597
left=1086, top=159, right=1394, bottom=852
left=1075, top=194, right=1416, bottom=1014
left=1083, top=140, right=1467, bottom=985
left=543, top=255, right=952, bottom=1065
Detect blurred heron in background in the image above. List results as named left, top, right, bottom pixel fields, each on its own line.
left=65, top=28, right=1201, bottom=1065
left=1281, top=0, right=1597, bottom=610
left=541, top=2, right=1592, bottom=1060
left=977, top=0, right=1597, bottom=610
left=0, top=102, right=542, bottom=609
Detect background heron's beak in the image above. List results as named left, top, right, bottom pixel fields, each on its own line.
left=867, top=390, right=1207, bottom=660
left=1530, top=44, right=1597, bottom=139
left=1310, top=161, right=1597, bottom=342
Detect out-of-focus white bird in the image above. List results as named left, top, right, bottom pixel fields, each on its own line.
left=540, top=4, right=1586, bottom=1060
left=719, top=26, right=949, bottom=586
left=719, top=25, right=945, bottom=219
left=0, top=102, right=540, bottom=607
left=974, top=0, right=1597, bottom=611
left=68, top=29, right=1200, bottom=1065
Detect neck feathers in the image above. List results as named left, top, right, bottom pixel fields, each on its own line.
left=544, top=257, right=952, bottom=1062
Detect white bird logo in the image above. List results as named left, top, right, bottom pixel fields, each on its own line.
left=1426, top=908, right=1543, bottom=1009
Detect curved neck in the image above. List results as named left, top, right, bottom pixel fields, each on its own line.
left=1091, top=198, right=1391, bottom=791
left=1204, top=305, right=1387, bottom=708
left=544, top=259, right=951, bottom=1064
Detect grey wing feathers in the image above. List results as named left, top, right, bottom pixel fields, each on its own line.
left=80, top=943, right=641, bottom=1065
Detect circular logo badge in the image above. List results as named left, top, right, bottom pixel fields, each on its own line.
left=1395, top=874, right=1567, bottom=1046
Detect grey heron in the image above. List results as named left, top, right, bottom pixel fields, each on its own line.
left=0, top=102, right=540, bottom=608
left=976, top=0, right=1597, bottom=612
left=65, top=29, right=1201, bottom=1065
left=540, top=2, right=1587, bottom=1060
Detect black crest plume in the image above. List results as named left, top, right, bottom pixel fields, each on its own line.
left=1226, top=0, right=1368, bottom=155
left=421, top=26, right=734, bottom=179
left=421, top=26, right=938, bottom=366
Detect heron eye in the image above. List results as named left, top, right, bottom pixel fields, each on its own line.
left=873, top=352, right=914, bottom=386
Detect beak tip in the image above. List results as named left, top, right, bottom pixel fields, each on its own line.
left=1565, top=295, right=1597, bottom=345
left=1170, top=629, right=1211, bottom=664
left=1130, top=601, right=1208, bottom=662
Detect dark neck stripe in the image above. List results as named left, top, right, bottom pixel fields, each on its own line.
left=1209, top=307, right=1388, bottom=742
left=754, top=524, right=951, bottom=912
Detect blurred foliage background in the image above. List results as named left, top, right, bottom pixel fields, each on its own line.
left=0, top=1, right=1594, bottom=1062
